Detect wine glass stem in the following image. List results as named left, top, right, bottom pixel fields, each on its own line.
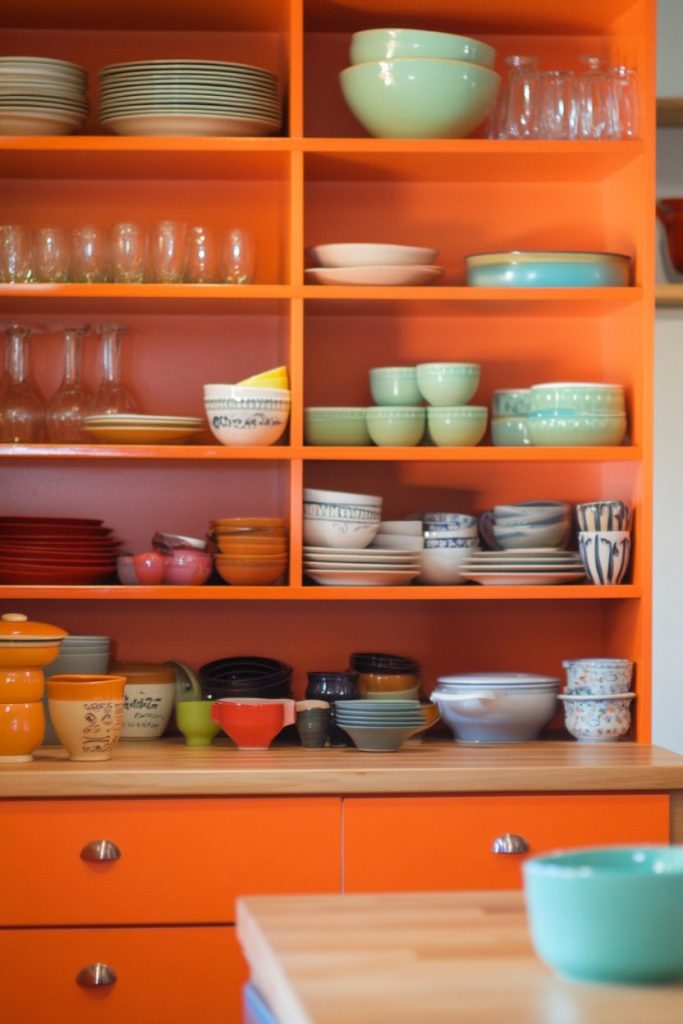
left=101, top=330, right=122, bottom=385
left=62, top=332, right=83, bottom=386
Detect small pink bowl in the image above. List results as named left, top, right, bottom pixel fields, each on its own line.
left=163, top=549, right=213, bottom=586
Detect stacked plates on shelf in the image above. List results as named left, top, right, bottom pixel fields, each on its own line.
left=460, top=548, right=586, bottom=586
left=0, top=516, right=121, bottom=584
left=83, top=414, right=206, bottom=445
left=98, top=59, right=282, bottom=137
left=334, top=699, right=436, bottom=751
left=305, top=243, right=443, bottom=287
left=0, top=56, right=89, bottom=136
left=304, top=545, right=421, bottom=587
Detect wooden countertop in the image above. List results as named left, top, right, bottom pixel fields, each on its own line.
left=2, top=739, right=683, bottom=798
left=236, top=890, right=683, bottom=1024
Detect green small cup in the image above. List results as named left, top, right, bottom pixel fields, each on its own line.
left=175, top=700, right=221, bottom=747
left=366, top=406, right=426, bottom=446
left=369, top=367, right=421, bottom=406
left=427, top=406, right=487, bottom=446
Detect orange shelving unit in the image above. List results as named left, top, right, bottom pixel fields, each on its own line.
left=0, top=0, right=655, bottom=742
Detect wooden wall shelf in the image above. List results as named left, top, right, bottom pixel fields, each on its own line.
left=656, top=98, right=683, bottom=128
left=655, top=283, right=683, bottom=307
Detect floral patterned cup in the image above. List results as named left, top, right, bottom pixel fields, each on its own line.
left=559, top=692, right=635, bottom=742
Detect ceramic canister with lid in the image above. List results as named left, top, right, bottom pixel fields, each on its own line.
left=111, top=660, right=177, bottom=739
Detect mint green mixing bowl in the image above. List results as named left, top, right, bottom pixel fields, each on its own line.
left=340, top=58, right=500, bottom=139
left=349, top=29, right=496, bottom=69
left=524, top=846, right=683, bottom=984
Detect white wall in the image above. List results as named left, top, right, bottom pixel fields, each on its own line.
left=653, top=0, right=683, bottom=751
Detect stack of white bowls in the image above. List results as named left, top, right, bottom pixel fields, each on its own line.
left=0, top=56, right=89, bottom=136
left=43, top=635, right=111, bottom=744
left=303, top=487, right=382, bottom=549
left=98, top=59, right=281, bottom=137
left=204, top=384, right=291, bottom=446
left=431, top=672, right=559, bottom=744
left=419, top=511, right=480, bottom=584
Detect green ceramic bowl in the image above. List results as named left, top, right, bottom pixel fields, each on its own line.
left=369, top=366, right=421, bottom=406
left=491, top=416, right=530, bottom=446
left=416, top=363, right=480, bottom=406
left=524, top=845, right=683, bottom=984
left=529, top=382, right=625, bottom=415
left=350, top=28, right=496, bottom=69
left=427, top=406, right=487, bottom=446
left=527, top=412, right=627, bottom=447
left=339, top=59, right=500, bottom=139
left=366, top=406, right=426, bottom=446
left=304, top=407, right=371, bottom=446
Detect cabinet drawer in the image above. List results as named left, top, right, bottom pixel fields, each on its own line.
left=0, top=925, right=244, bottom=1024
left=343, top=794, right=670, bottom=893
left=0, top=797, right=341, bottom=926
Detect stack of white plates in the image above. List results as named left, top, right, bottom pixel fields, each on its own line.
left=0, top=56, right=89, bottom=136
left=460, top=548, right=586, bottom=586
left=98, top=59, right=282, bottom=137
left=83, top=413, right=206, bottom=445
left=305, top=242, right=443, bottom=287
left=304, top=544, right=422, bottom=586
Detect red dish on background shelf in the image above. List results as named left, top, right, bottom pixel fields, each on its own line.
left=0, top=564, right=116, bottom=584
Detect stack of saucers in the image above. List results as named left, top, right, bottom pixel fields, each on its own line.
left=98, top=59, right=281, bottom=137
left=305, top=243, right=442, bottom=287
left=0, top=56, right=89, bottom=136
left=333, top=699, right=436, bottom=751
left=303, top=545, right=421, bottom=587
left=83, top=413, right=206, bottom=445
left=460, top=548, right=585, bottom=586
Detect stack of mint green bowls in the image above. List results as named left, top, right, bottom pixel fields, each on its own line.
left=340, top=28, right=500, bottom=139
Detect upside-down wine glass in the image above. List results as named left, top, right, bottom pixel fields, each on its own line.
left=91, top=324, right=139, bottom=415
left=0, top=323, right=45, bottom=442
left=45, top=325, right=94, bottom=442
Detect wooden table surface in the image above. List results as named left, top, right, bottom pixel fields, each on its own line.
left=237, top=890, right=683, bottom=1024
left=2, top=739, right=683, bottom=798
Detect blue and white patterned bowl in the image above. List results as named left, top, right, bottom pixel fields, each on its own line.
left=559, top=692, right=635, bottom=741
left=562, top=658, right=633, bottom=695
left=578, top=530, right=631, bottom=585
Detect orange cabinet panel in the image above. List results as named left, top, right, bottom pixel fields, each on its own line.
left=0, top=796, right=341, bottom=926
left=343, top=794, right=670, bottom=893
left=0, top=925, right=244, bottom=1024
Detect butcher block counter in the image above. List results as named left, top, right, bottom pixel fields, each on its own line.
left=236, top=890, right=683, bottom=1024
left=2, top=739, right=683, bottom=803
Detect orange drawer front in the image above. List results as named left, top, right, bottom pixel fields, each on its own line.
left=343, top=793, right=670, bottom=893
left=0, top=796, right=341, bottom=926
left=0, top=925, right=245, bottom=1024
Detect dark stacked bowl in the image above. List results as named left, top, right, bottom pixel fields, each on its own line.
left=349, top=652, right=420, bottom=676
left=198, top=656, right=292, bottom=700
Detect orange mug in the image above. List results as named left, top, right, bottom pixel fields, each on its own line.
left=211, top=697, right=295, bottom=750
left=47, top=674, right=126, bottom=761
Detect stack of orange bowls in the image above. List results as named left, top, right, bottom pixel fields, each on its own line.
left=210, top=517, right=288, bottom=585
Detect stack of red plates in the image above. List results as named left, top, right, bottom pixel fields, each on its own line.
left=0, top=516, right=122, bottom=584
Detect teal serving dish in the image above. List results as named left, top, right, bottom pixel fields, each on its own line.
left=465, top=251, right=631, bottom=288
left=527, top=412, right=627, bottom=447
left=524, top=845, right=683, bottom=984
left=491, top=416, right=530, bottom=446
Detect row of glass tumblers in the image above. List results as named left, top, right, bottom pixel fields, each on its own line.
left=488, top=55, right=639, bottom=140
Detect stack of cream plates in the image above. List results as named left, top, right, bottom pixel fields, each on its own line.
left=460, top=548, right=586, bottom=586
left=0, top=56, right=89, bottom=136
left=98, top=59, right=281, bottom=137
left=305, top=242, right=443, bottom=287
left=304, top=544, right=421, bottom=586
left=83, top=413, right=206, bottom=445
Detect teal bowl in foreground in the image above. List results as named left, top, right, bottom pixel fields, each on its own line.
left=524, top=845, right=683, bottom=984
left=340, top=59, right=500, bottom=139
left=466, top=251, right=631, bottom=288
left=527, top=412, right=627, bottom=447
left=491, top=416, right=530, bottom=446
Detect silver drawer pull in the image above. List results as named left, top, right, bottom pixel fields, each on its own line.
left=491, top=833, right=530, bottom=855
left=80, top=839, right=121, bottom=862
left=76, top=964, right=117, bottom=987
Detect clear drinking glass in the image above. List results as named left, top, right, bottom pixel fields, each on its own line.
left=0, top=225, right=33, bottom=283
left=150, top=221, right=188, bottom=283
left=111, top=223, right=148, bottom=283
left=185, top=225, right=217, bottom=283
left=494, top=56, right=541, bottom=140
left=0, top=323, right=45, bottom=442
left=609, top=66, right=640, bottom=139
left=70, top=225, right=111, bottom=283
left=539, top=70, right=579, bottom=140
left=577, top=56, right=616, bottom=139
left=45, top=325, right=93, bottom=442
left=33, top=227, right=70, bottom=282
left=220, top=228, right=255, bottom=284
left=92, top=324, right=139, bottom=415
